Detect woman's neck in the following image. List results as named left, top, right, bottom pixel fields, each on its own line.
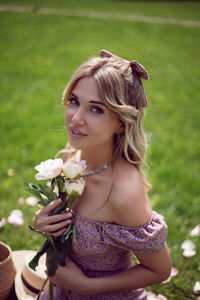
left=80, top=148, right=113, bottom=172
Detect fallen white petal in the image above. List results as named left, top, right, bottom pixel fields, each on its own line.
left=18, top=197, right=25, bottom=205
left=181, top=240, right=195, bottom=250
left=196, top=297, right=200, bottom=300
left=0, top=217, right=6, bottom=228
left=7, top=168, right=14, bottom=176
left=147, top=291, right=156, bottom=296
left=190, top=224, right=200, bottom=237
left=171, top=267, right=178, bottom=277
left=9, top=210, right=23, bottom=217
left=183, top=248, right=196, bottom=257
left=162, top=276, right=171, bottom=284
left=147, top=291, right=158, bottom=300
left=157, top=295, right=168, bottom=300
left=26, top=196, right=38, bottom=206
left=7, top=215, right=24, bottom=227
left=193, top=281, right=200, bottom=294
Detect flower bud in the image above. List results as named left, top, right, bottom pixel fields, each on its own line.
left=65, top=178, right=85, bottom=197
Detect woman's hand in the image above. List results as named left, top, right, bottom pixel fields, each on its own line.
left=47, top=257, right=89, bottom=294
left=33, top=198, right=72, bottom=237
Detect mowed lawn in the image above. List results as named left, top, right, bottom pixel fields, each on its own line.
left=0, top=1, right=200, bottom=299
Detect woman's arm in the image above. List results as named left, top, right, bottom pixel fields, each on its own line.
left=84, top=246, right=171, bottom=294
left=47, top=246, right=171, bottom=295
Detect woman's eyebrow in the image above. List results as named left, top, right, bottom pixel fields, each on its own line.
left=71, top=92, right=105, bottom=107
left=70, top=92, right=78, bottom=98
left=89, top=100, right=106, bottom=107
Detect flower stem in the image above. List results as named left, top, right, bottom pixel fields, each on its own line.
left=36, top=277, right=48, bottom=300
left=49, top=282, right=54, bottom=300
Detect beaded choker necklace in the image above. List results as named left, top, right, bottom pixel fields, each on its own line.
left=81, top=160, right=112, bottom=177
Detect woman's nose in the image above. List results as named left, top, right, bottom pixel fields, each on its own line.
left=71, top=108, right=85, bottom=126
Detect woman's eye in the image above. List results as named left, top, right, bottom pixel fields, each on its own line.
left=91, top=106, right=104, bottom=114
left=68, top=98, right=79, bottom=106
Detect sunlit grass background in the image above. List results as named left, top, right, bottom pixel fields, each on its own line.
left=0, top=1, right=200, bottom=299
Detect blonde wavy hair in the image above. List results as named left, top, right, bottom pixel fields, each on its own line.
left=61, top=55, right=151, bottom=190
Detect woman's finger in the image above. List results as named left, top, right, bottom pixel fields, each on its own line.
left=46, top=219, right=71, bottom=233
left=47, top=212, right=72, bottom=224
left=43, top=198, right=62, bottom=214
left=50, top=227, right=67, bottom=237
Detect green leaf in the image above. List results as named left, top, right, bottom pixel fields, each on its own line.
left=28, top=226, right=55, bottom=247
left=61, top=223, right=73, bottom=242
left=25, top=185, right=49, bottom=206
left=29, top=252, right=42, bottom=271
left=28, top=183, right=39, bottom=190
left=25, top=186, right=41, bottom=198
left=56, top=175, right=65, bottom=193
left=37, top=184, right=57, bottom=202
left=50, top=178, right=56, bottom=191
left=68, top=194, right=78, bottom=210
left=50, top=195, right=67, bottom=215
left=28, top=240, right=51, bottom=271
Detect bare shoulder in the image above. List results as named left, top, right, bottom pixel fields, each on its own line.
left=109, top=159, right=152, bottom=227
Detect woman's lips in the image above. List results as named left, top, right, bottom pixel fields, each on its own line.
left=69, top=127, right=87, bottom=137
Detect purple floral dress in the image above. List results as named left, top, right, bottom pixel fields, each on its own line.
left=39, top=211, right=168, bottom=300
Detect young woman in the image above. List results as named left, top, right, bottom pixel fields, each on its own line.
left=34, top=50, right=171, bottom=299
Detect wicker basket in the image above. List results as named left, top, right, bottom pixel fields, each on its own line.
left=0, top=241, right=16, bottom=300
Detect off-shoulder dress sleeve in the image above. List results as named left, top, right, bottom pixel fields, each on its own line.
left=101, top=211, right=168, bottom=254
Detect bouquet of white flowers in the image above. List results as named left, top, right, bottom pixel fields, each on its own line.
left=26, top=158, right=86, bottom=299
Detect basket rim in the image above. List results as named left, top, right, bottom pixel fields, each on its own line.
left=0, top=241, right=12, bottom=266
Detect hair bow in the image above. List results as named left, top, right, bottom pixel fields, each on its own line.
left=100, top=49, right=149, bottom=107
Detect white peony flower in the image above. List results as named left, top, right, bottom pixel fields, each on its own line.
left=26, top=196, right=38, bottom=206
left=63, top=160, right=87, bottom=179
left=193, top=281, right=200, bottom=294
left=65, top=178, right=85, bottom=197
left=35, top=159, right=63, bottom=180
left=7, top=210, right=24, bottom=227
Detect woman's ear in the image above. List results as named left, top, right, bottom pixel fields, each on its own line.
left=118, top=121, right=125, bottom=134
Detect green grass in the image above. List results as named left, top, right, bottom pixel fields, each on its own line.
left=0, top=2, right=200, bottom=299
left=1, top=0, right=200, bottom=21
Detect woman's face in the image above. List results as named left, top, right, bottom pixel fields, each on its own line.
left=65, top=76, right=122, bottom=153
